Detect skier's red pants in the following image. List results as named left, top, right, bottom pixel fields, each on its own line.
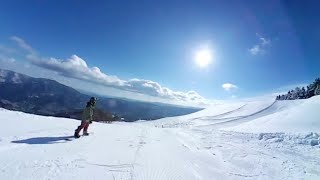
left=75, top=121, right=90, bottom=134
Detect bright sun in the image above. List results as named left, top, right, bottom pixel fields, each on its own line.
left=195, top=49, right=212, bottom=68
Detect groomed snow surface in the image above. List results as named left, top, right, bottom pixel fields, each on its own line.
left=0, top=96, right=320, bottom=179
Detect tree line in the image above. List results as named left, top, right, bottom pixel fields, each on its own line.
left=276, top=78, right=320, bottom=100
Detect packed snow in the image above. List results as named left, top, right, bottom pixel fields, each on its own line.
left=0, top=96, right=320, bottom=179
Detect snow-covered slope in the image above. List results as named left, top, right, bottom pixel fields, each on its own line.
left=225, top=96, right=320, bottom=133
left=149, top=97, right=320, bottom=133
left=0, top=97, right=320, bottom=179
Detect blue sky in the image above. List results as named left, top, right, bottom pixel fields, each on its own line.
left=0, top=0, right=319, bottom=106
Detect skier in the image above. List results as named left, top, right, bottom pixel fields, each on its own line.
left=74, top=97, right=97, bottom=138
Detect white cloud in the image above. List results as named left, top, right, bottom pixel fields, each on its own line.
left=0, top=45, right=17, bottom=64
left=260, top=37, right=270, bottom=46
left=0, top=45, right=17, bottom=54
left=249, top=45, right=261, bottom=55
left=29, top=55, right=209, bottom=104
left=10, top=36, right=211, bottom=106
left=10, top=36, right=36, bottom=54
left=0, top=54, right=16, bottom=63
left=222, top=83, right=238, bottom=91
left=249, top=33, right=271, bottom=55
left=28, top=55, right=126, bottom=87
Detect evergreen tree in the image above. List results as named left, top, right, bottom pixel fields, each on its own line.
left=309, top=78, right=320, bottom=91
left=275, top=78, right=320, bottom=100
left=314, top=78, right=320, bottom=85
left=300, top=87, right=306, bottom=99
left=315, top=84, right=320, bottom=96
left=306, top=85, right=311, bottom=98
left=314, top=78, right=320, bottom=96
left=289, top=90, right=294, bottom=100
left=307, top=84, right=315, bottom=98
left=286, top=91, right=290, bottom=100
left=293, top=87, right=301, bottom=99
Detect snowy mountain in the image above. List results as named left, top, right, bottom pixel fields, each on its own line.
left=0, top=69, right=88, bottom=114
left=0, top=96, right=319, bottom=179
left=0, top=69, right=201, bottom=121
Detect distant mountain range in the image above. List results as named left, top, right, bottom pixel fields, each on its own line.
left=0, top=69, right=202, bottom=121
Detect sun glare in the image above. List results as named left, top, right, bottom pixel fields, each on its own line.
left=195, top=49, right=212, bottom=68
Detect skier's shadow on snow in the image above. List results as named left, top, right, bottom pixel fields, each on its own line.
left=11, top=136, right=74, bottom=144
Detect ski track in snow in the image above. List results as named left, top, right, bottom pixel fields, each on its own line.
left=0, top=97, right=320, bottom=179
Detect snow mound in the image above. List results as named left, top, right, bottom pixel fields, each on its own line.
left=225, top=96, right=320, bottom=133
left=258, top=132, right=320, bottom=146
left=149, top=96, right=320, bottom=135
